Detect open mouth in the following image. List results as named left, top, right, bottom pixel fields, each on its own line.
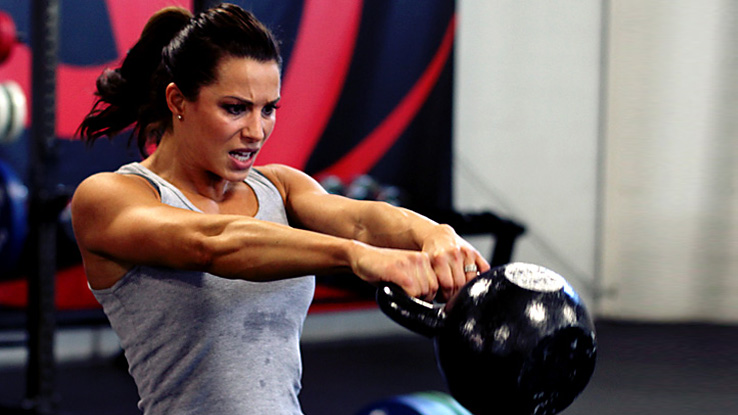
left=229, top=150, right=255, bottom=162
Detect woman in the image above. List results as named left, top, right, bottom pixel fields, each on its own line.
left=72, top=3, right=489, bottom=414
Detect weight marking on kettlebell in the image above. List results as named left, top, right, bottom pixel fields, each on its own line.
left=562, top=304, right=577, bottom=323
left=468, top=278, right=491, bottom=299
left=462, top=319, right=484, bottom=350
left=494, top=324, right=510, bottom=343
left=525, top=301, right=548, bottom=323
left=504, top=263, right=565, bottom=292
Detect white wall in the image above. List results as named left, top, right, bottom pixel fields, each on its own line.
left=454, top=0, right=738, bottom=323
left=600, top=0, right=738, bottom=322
left=453, top=1, right=604, bottom=308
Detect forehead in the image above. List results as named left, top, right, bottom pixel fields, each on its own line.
left=207, top=56, right=281, bottom=99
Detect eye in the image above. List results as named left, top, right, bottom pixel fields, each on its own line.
left=222, top=103, right=246, bottom=116
left=262, top=103, right=280, bottom=117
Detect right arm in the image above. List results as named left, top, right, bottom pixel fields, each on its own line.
left=71, top=173, right=437, bottom=297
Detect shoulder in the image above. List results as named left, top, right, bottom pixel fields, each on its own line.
left=73, top=171, right=159, bottom=204
left=255, top=163, right=304, bottom=181
left=256, top=164, right=323, bottom=190
left=254, top=164, right=326, bottom=201
left=71, top=171, right=161, bottom=222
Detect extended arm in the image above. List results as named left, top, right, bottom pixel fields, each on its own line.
left=71, top=171, right=447, bottom=298
left=262, top=165, right=491, bottom=299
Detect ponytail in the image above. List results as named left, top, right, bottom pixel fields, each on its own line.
left=77, top=7, right=192, bottom=156
left=78, top=3, right=282, bottom=157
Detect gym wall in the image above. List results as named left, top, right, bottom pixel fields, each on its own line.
left=454, top=2, right=603, bottom=313
left=454, top=0, right=738, bottom=323
left=600, top=1, right=738, bottom=323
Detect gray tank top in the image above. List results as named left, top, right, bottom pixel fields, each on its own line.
left=92, top=162, right=315, bottom=415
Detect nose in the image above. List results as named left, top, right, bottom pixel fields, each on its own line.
left=241, top=112, right=265, bottom=142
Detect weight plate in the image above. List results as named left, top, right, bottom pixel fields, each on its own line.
left=0, top=84, right=10, bottom=143
left=3, top=81, right=26, bottom=143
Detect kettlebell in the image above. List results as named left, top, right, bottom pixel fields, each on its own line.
left=377, top=262, right=597, bottom=415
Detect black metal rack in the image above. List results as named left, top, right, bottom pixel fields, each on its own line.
left=0, top=1, right=61, bottom=414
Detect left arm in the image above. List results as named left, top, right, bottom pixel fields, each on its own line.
left=260, top=164, right=491, bottom=299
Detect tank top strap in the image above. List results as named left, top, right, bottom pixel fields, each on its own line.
left=247, top=168, right=290, bottom=225
left=115, top=162, right=289, bottom=226
left=115, top=162, right=202, bottom=212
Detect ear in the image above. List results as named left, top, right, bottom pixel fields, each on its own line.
left=165, top=82, right=186, bottom=116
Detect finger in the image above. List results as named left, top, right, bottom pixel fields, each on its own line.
left=437, top=245, right=470, bottom=301
left=408, top=252, right=435, bottom=300
left=462, top=246, right=491, bottom=282
left=460, top=264, right=477, bottom=287
left=476, top=251, right=492, bottom=272
left=448, top=249, right=467, bottom=292
left=423, top=256, right=439, bottom=301
left=429, top=255, right=455, bottom=301
left=394, top=271, right=423, bottom=299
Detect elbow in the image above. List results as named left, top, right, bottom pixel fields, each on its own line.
left=185, top=229, right=243, bottom=278
left=185, top=232, right=218, bottom=272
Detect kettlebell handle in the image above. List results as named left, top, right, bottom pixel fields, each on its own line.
left=376, top=284, right=446, bottom=338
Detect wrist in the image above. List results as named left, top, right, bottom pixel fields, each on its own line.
left=416, top=223, right=455, bottom=248
left=343, top=238, right=370, bottom=274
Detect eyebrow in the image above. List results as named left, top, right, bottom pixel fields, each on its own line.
left=224, top=95, right=281, bottom=106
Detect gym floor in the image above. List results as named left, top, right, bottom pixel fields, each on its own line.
left=0, top=316, right=736, bottom=415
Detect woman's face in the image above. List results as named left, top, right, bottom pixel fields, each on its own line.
left=180, top=56, right=281, bottom=182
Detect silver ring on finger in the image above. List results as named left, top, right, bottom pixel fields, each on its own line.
left=464, top=264, right=478, bottom=273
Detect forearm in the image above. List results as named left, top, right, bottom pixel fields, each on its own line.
left=196, top=206, right=485, bottom=300
left=265, top=164, right=451, bottom=252
left=350, top=201, right=452, bottom=251
left=195, top=215, right=363, bottom=281
left=346, top=200, right=492, bottom=298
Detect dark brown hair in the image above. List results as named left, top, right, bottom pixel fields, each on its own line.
left=77, top=3, right=282, bottom=156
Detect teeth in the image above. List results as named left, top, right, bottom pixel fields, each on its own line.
left=230, top=151, right=253, bottom=162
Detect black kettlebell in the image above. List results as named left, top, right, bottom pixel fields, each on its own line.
left=377, top=262, right=597, bottom=415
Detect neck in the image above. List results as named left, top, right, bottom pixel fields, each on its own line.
left=141, top=139, right=236, bottom=202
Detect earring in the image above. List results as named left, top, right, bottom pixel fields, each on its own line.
left=177, top=114, right=183, bottom=121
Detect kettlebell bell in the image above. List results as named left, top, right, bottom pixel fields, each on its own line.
left=377, top=262, right=597, bottom=415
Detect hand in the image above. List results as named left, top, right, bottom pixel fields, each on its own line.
left=420, top=224, right=491, bottom=301
left=350, top=243, right=440, bottom=300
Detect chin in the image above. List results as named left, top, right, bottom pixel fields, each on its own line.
left=230, top=167, right=253, bottom=181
